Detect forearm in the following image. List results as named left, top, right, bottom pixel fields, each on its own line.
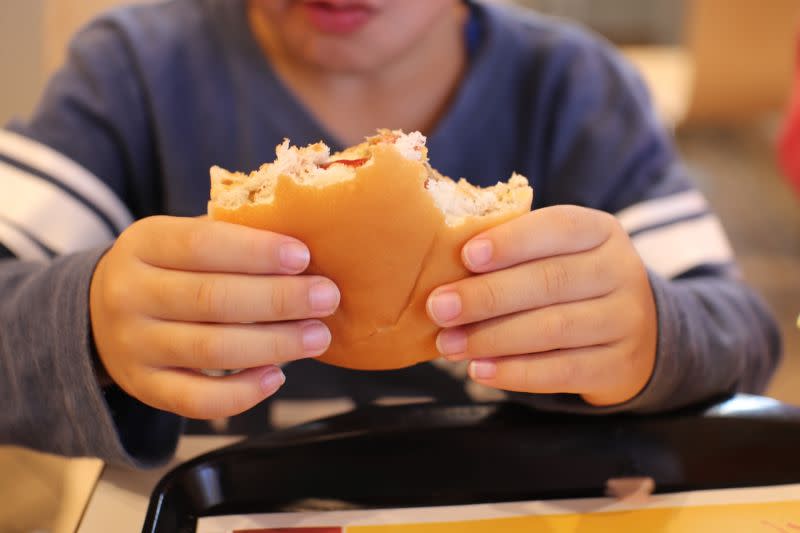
left=0, top=250, right=181, bottom=467
left=626, top=271, right=781, bottom=412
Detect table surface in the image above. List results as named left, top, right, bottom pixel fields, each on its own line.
left=0, top=446, right=103, bottom=533
left=79, top=435, right=242, bottom=533
left=0, top=436, right=243, bottom=533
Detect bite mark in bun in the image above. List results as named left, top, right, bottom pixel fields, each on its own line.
left=208, top=130, right=533, bottom=370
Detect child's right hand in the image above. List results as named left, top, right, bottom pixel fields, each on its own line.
left=88, top=216, right=340, bottom=419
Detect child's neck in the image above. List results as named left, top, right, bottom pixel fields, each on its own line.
left=248, top=3, right=469, bottom=147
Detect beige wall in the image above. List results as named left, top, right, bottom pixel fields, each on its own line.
left=0, top=1, right=45, bottom=125
left=42, top=0, right=148, bottom=76
left=0, top=0, right=139, bottom=125
left=685, top=0, right=800, bottom=124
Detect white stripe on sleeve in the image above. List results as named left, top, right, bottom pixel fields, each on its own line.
left=616, top=190, right=708, bottom=234
left=0, top=218, right=49, bottom=261
left=0, top=161, right=115, bottom=254
left=0, top=129, right=133, bottom=232
left=630, top=214, right=735, bottom=279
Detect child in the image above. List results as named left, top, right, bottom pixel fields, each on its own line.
left=0, top=0, right=780, bottom=467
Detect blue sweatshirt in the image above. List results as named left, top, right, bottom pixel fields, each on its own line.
left=0, top=0, right=781, bottom=467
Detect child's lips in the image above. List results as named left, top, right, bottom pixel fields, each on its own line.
left=300, top=0, right=375, bottom=34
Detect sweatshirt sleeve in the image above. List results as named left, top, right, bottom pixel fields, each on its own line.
left=510, top=27, right=782, bottom=414
left=0, top=17, right=180, bottom=466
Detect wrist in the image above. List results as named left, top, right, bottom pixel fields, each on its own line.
left=88, top=250, right=115, bottom=389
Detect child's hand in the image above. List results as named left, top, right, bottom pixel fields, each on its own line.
left=427, top=205, right=657, bottom=406
left=89, top=216, right=340, bottom=418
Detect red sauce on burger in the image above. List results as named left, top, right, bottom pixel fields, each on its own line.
left=319, top=157, right=369, bottom=170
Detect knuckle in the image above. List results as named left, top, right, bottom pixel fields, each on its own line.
left=189, top=333, right=218, bottom=368
left=475, top=278, right=503, bottom=316
left=543, top=312, right=572, bottom=344
left=540, top=261, right=571, bottom=299
left=194, top=277, right=229, bottom=319
left=267, top=283, right=288, bottom=318
left=103, top=274, right=134, bottom=313
left=115, top=324, right=141, bottom=358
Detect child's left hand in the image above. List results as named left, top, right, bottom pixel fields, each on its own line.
left=427, top=205, right=658, bottom=406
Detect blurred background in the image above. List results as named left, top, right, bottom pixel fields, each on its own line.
left=1, top=0, right=799, bottom=404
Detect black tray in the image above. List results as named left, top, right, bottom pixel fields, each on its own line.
left=142, top=394, right=800, bottom=533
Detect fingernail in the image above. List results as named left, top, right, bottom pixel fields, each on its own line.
left=436, top=328, right=468, bottom=356
left=463, top=239, right=493, bottom=269
left=279, top=242, right=310, bottom=272
left=428, top=291, right=462, bottom=324
left=261, top=366, right=286, bottom=393
left=301, top=322, right=331, bottom=356
left=469, top=359, right=497, bottom=380
left=309, top=281, right=340, bottom=313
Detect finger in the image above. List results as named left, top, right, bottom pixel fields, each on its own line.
left=465, top=345, right=613, bottom=396
left=137, top=365, right=286, bottom=419
left=128, top=216, right=311, bottom=274
left=461, top=205, right=617, bottom=273
left=142, top=320, right=331, bottom=369
left=427, top=251, right=618, bottom=327
left=435, top=297, right=627, bottom=360
left=139, top=268, right=340, bottom=323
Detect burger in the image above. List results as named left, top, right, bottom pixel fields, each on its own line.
left=208, top=130, right=532, bottom=370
